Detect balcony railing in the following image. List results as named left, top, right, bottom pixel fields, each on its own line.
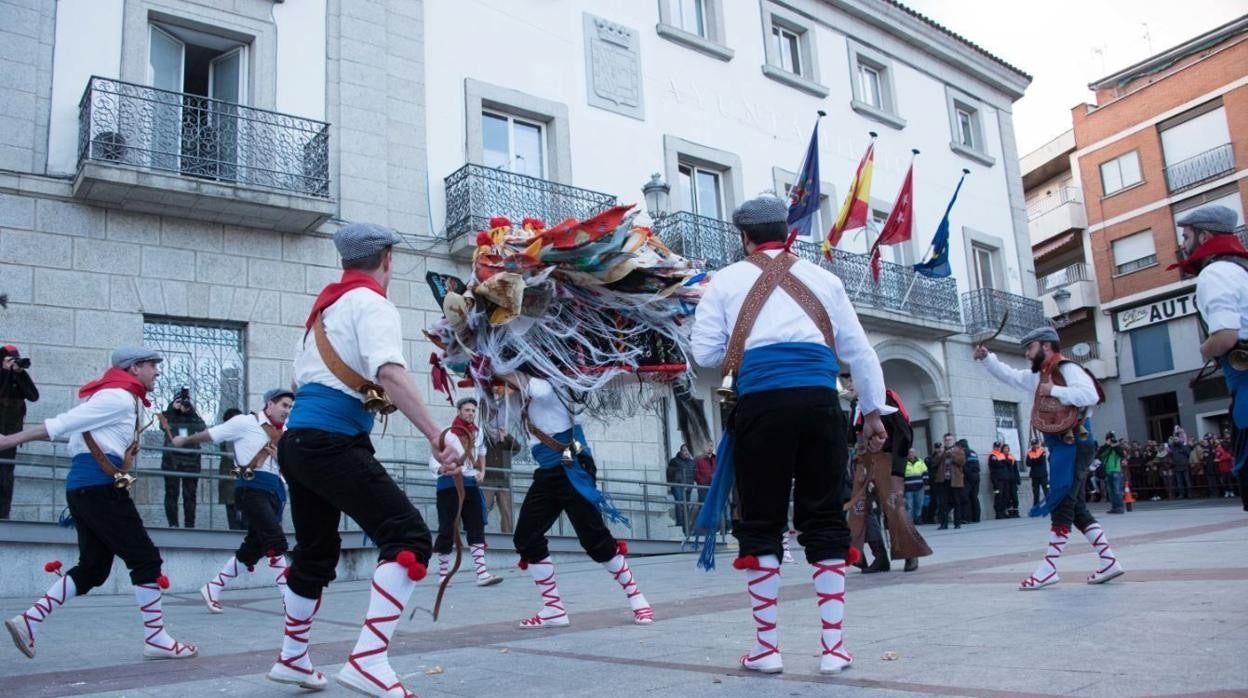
left=1026, top=186, right=1082, bottom=221
left=1164, top=143, right=1234, bottom=193
left=655, top=214, right=962, bottom=326
left=962, top=287, right=1047, bottom=341
left=444, top=164, right=618, bottom=243
left=1037, top=261, right=1091, bottom=294
left=77, top=76, right=330, bottom=198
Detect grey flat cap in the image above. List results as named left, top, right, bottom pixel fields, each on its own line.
left=1018, top=326, right=1060, bottom=347
left=334, top=222, right=403, bottom=261
left=111, top=346, right=162, bottom=369
left=264, top=388, right=294, bottom=404
left=732, top=196, right=789, bottom=227
left=1176, top=205, right=1239, bottom=234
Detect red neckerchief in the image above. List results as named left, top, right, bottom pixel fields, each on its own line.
left=1038, top=351, right=1067, bottom=391
left=1168, top=234, right=1248, bottom=275
left=78, top=367, right=150, bottom=407
left=304, top=270, right=387, bottom=329
left=753, top=241, right=788, bottom=253
left=450, top=415, right=478, bottom=441
left=261, top=410, right=285, bottom=432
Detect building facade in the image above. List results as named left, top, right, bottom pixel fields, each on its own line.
left=1, top=0, right=1041, bottom=529
left=1021, top=130, right=1127, bottom=439
left=1072, top=16, right=1247, bottom=444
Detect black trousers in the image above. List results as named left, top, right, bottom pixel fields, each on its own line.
left=0, top=450, right=14, bottom=519
left=1031, top=474, right=1050, bottom=507
left=962, top=472, right=981, bottom=522
left=278, top=429, right=432, bottom=600
left=434, top=484, right=486, bottom=553
left=234, top=487, right=289, bottom=567
left=1050, top=441, right=1098, bottom=530
left=65, top=485, right=163, bottom=593
left=731, top=387, right=849, bottom=563
left=933, top=482, right=965, bottom=526
left=513, top=466, right=617, bottom=563
left=162, top=464, right=200, bottom=527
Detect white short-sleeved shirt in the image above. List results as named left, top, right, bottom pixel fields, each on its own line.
left=691, top=250, right=892, bottom=415
left=45, top=388, right=141, bottom=460
left=1196, top=260, right=1248, bottom=340
left=293, top=287, right=407, bottom=399
left=524, top=378, right=580, bottom=448
left=208, top=412, right=283, bottom=475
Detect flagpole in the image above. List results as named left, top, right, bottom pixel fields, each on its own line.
left=905, top=167, right=970, bottom=307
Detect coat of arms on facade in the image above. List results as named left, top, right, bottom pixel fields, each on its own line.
left=583, top=14, right=644, bottom=120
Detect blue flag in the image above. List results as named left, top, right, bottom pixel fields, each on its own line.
left=786, top=122, right=821, bottom=243
left=913, top=171, right=968, bottom=279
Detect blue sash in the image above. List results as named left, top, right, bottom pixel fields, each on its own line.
left=1031, top=418, right=1093, bottom=517
left=1222, top=356, right=1248, bottom=475
left=436, top=474, right=489, bottom=526
left=695, top=342, right=839, bottom=570
left=236, top=470, right=288, bottom=517
left=66, top=452, right=121, bottom=491
left=532, top=425, right=629, bottom=527
left=286, top=383, right=373, bottom=435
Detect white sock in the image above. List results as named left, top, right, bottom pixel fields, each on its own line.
left=134, top=582, right=185, bottom=652
left=267, top=553, right=289, bottom=589
left=813, top=559, right=850, bottom=663
left=744, top=554, right=781, bottom=659
left=205, top=556, right=241, bottom=603
left=278, top=586, right=320, bottom=673
left=1081, top=523, right=1119, bottom=574
left=17, top=575, right=76, bottom=646
left=603, top=554, right=649, bottom=612
left=346, top=560, right=416, bottom=688
left=525, top=558, right=566, bottom=622
left=1028, top=525, right=1069, bottom=582
left=438, top=553, right=450, bottom=578
left=471, top=544, right=491, bottom=581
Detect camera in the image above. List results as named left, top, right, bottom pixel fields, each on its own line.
left=177, top=387, right=191, bottom=403
left=14, top=357, right=30, bottom=369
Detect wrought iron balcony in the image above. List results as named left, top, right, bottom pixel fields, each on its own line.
left=1164, top=143, right=1234, bottom=193
left=444, top=164, right=618, bottom=244
left=655, top=214, right=962, bottom=330
left=73, top=76, right=334, bottom=232
left=78, top=76, right=330, bottom=197
left=962, top=287, right=1047, bottom=342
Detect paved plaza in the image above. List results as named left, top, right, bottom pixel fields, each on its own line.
left=1, top=501, right=1245, bottom=698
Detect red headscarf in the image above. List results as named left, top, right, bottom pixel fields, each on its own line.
left=78, top=367, right=151, bottom=407
left=1168, top=233, right=1248, bottom=276
left=304, top=270, right=386, bottom=329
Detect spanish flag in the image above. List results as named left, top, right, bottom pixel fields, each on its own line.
left=823, top=138, right=876, bottom=260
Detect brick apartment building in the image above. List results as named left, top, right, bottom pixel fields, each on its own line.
left=1072, top=15, right=1247, bottom=442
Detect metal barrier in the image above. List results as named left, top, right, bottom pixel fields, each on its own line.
left=0, top=443, right=725, bottom=548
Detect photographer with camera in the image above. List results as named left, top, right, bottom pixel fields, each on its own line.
left=161, top=388, right=206, bottom=528
left=0, top=344, right=39, bottom=519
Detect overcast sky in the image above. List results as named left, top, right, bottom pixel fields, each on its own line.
left=901, top=0, right=1246, bottom=155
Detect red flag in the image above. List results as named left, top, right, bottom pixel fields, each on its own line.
left=869, top=162, right=915, bottom=282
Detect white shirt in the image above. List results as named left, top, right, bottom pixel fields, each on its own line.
left=293, top=287, right=407, bottom=399
left=981, top=353, right=1100, bottom=414
left=1196, top=260, right=1248, bottom=340
left=428, top=426, right=485, bottom=477
left=207, top=412, right=283, bottom=475
left=45, top=388, right=141, bottom=460
left=691, top=250, right=892, bottom=415
left=524, top=378, right=580, bottom=447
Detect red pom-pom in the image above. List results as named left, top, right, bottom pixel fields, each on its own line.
left=156, top=575, right=170, bottom=589
left=396, top=550, right=417, bottom=569
left=266, top=549, right=277, bottom=558
left=43, top=560, right=62, bottom=573
left=517, top=559, right=529, bottom=570
left=476, top=231, right=493, bottom=247
left=405, top=562, right=427, bottom=582
left=733, top=555, right=760, bottom=571
left=521, top=216, right=546, bottom=230
left=616, top=540, right=629, bottom=557
left=488, top=216, right=512, bottom=229
left=246, top=564, right=256, bottom=572
left=846, top=547, right=862, bottom=566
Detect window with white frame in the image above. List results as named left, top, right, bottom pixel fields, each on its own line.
left=955, top=106, right=976, bottom=148
left=771, top=24, right=802, bottom=76
left=945, top=88, right=992, bottom=165
left=1099, top=151, right=1142, bottom=196
left=847, top=43, right=904, bottom=129
left=679, top=163, right=724, bottom=219
left=1111, top=230, right=1157, bottom=275
left=656, top=0, right=732, bottom=60
left=672, top=0, right=707, bottom=38
left=858, top=62, right=883, bottom=109
left=482, top=111, right=546, bottom=179
left=971, top=243, right=998, bottom=290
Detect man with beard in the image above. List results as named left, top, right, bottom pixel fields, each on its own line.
left=975, top=327, right=1124, bottom=590
left=1174, top=204, right=1248, bottom=512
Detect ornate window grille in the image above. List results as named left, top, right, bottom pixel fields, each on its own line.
left=142, top=317, right=247, bottom=423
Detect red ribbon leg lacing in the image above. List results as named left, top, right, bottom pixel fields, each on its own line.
left=521, top=560, right=566, bottom=627
left=813, top=561, right=851, bottom=663
left=741, top=562, right=780, bottom=664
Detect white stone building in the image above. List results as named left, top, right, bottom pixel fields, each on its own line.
left=0, top=0, right=1042, bottom=552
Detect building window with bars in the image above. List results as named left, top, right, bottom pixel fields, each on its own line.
left=142, top=317, right=247, bottom=422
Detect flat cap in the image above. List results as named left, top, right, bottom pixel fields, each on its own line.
left=1018, top=326, right=1060, bottom=348
left=111, top=346, right=162, bottom=369
left=264, top=388, right=295, bottom=404
left=732, top=195, right=789, bottom=227
left=334, top=222, right=403, bottom=261
left=1176, top=205, right=1239, bottom=234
